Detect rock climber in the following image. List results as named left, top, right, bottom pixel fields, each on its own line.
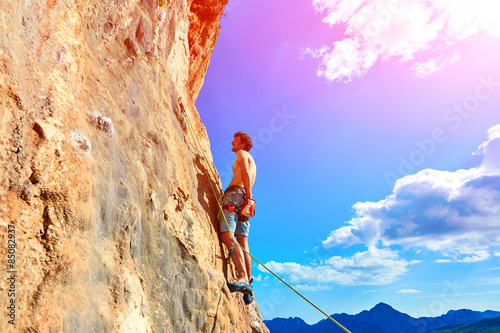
left=220, top=132, right=257, bottom=305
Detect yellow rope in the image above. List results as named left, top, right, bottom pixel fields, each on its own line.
left=179, top=99, right=351, bottom=333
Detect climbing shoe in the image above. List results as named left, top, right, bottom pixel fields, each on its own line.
left=243, top=278, right=254, bottom=304
left=227, top=281, right=253, bottom=295
left=243, top=293, right=254, bottom=305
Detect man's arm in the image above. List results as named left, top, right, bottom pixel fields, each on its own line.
left=236, top=150, right=252, bottom=199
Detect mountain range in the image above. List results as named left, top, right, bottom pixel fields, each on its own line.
left=429, top=315, right=500, bottom=333
left=264, top=303, right=500, bottom=333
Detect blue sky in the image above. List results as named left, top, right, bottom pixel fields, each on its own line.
left=195, top=0, right=500, bottom=324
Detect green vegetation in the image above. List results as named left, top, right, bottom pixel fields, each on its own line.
left=429, top=316, right=500, bottom=333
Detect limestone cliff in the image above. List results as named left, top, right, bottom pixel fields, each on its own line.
left=0, top=0, right=269, bottom=332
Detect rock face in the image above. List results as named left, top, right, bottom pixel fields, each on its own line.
left=0, top=0, right=269, bottom=332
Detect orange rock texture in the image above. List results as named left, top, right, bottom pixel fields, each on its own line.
left=0, top=0, right=269, bottom=332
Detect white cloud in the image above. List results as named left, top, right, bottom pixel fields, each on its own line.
left=260, top=247, right=416, bottom=286
left=363, top=289, right=378, bottom=294
left=495, top=252, right=500, bottom=257
left=412, top=60, right=440, bottom=78
left=398, top=289, right=422, bottom=294
left=310, top=0, right=500, bottom=81
left=294, top=284, right=333, bottom=291
left=449, top=54, right=461, bottom=64
left=459, top=251, right=491, bottom=263
left=323, top=124, right=500, bottom=259
left=436, top=259, right=451, bottom=263
left=307, top=38, right=378, bottom=82
left=485, top=267, right=500, bottom=271
left=411, top=54, right=461, bottom=78
left=476, top=124, right=500, bottom=171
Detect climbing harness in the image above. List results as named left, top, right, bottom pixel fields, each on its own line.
left=177, top=98, right=351, bottom=333
left=220, top=185, right=254, bottom=218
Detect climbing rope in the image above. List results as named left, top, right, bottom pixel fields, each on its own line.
left=178, top=98, right=351, bottom=333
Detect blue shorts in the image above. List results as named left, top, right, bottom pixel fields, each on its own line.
left=219, top=190, right=250, bottom=237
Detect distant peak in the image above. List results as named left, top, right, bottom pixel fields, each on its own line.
left=446, top=309, right=473, bottom=315
left=373, top=302, right=393, bottom=309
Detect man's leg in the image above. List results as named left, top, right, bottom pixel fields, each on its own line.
left=237, top=235, right=251, bottom=282
left=221, top=231, right=248, bottom=283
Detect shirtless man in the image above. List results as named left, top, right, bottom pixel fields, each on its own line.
left=220, top=132, right=256, bottom=304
